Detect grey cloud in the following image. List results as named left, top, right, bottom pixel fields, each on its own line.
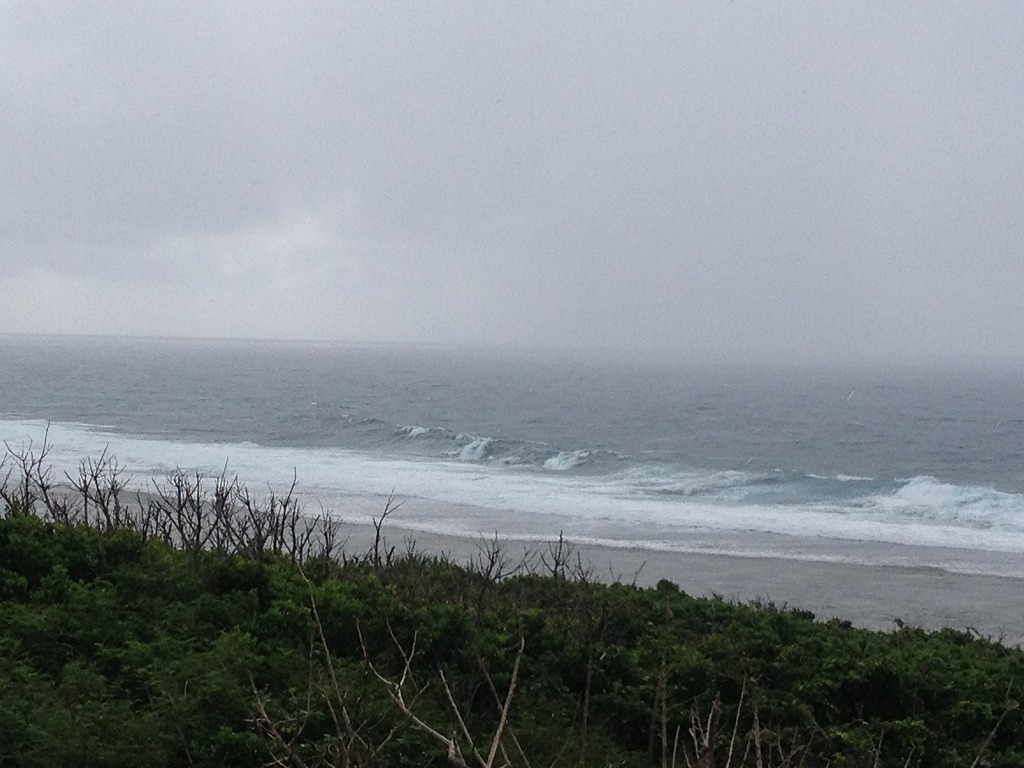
left=2, top=2, right=1023, bottom=362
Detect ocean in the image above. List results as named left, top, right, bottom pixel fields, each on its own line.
left=2, top=335, right=1024, bottom=578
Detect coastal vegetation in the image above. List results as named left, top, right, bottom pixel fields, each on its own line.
left=1, top=442, right=1023, bottom=767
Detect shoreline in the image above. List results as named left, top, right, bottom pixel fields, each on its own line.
left=342, top=520, right=1024, bottom=645
left=21, top=480, right=1024, bottom=645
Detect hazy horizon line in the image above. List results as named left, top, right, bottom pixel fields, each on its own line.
left=4, top=330, right=1023, bottom=373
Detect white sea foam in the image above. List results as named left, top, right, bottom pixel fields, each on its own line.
left=807, top=473, right=874, bottom=482
left=866, top=476, right=1021, bottom=528
left=543, top=450, right=589, bottom=470
left=455, top=438, right=492, bottom=461
left=4, top=418, right=1024, bottom=573
left=624, top=466, right=767, bottom=500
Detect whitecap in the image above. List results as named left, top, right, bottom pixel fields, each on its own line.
left=456, top=438, right=492, bottom=461
left=543, top=450, right=590, bottom=471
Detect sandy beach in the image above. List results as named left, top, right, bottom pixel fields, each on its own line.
left=337, top=519, right=1024, bottom=646
left=36, top=481, right=1024, bottom=645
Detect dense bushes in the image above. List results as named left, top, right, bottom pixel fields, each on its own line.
left=0, top=443, right=1021, bottom=765
left=1, top=510, right=1023, bottom=767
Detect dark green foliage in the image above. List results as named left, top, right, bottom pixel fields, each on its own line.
left=0, top=516, right=1022, bottom=767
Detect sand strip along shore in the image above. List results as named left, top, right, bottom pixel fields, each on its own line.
left=24, top=482, right=1024, bottom=645
left=334, top=521, right=1024, bottom=646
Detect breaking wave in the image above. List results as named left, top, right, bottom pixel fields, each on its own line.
left=861, top=476, right=1021, bottom=529
left=543, top=450, right=590, bottom=471
left=392, top=420, right=614, bottom=472
left=3, top=417, right=1024, bottom=572
left=454, top=437, right=493, bottom=461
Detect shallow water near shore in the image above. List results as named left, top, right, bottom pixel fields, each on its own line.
left=3, top=335, right=1024, bottom=590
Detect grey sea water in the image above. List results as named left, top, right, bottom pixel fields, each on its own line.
left=2, top=335, right=1024, bottom=576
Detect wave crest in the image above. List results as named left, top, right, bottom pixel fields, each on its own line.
left=543, top=450, right=590, bottom=471
left=455, top=438, right=493, bottom=461
left=867, top=476, right=1022, bottom=529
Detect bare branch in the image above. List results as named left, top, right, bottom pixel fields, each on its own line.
left=969, top=680, right=1019, bottom=768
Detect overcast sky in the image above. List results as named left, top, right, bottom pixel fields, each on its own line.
left=2, top=2, right=1022, bottom=364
